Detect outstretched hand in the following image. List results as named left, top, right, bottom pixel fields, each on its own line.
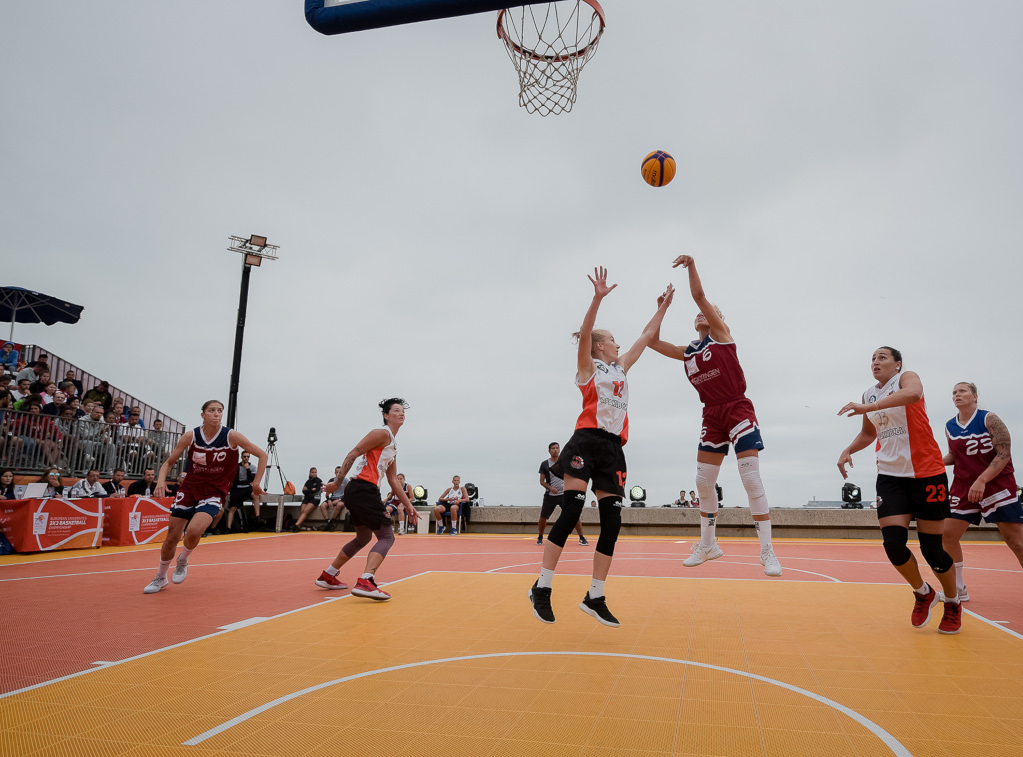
left=656, top=284, right=675, bottom=309
left=838, top=402, right=870, bottom=417
left=672, top=254, right=694, bottom=269
left=587, top=266, right=617, bottom=298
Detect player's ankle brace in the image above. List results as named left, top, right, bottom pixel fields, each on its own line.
left=596, top=496, right=623, bottom=555
left=548, top=491, right=586, bottom=548
left=918, top=532, right=954, bottom=573
left=696, top=462, right=721, bottom=515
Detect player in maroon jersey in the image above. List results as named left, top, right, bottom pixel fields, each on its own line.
left=649, top=255, right=781, bottom=576
left=142, top=400, right=267, bottom=594
left=942, top=381, right=1023, bottom=601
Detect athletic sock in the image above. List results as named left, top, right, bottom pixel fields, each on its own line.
left=914, top=582, right=931, bottom=596
left=755, top=520, right=772, bottom=550
left=945, top=594, right=961, bottom=604
left=954, top=561, right=964, bottom=590
left=179, top=546, right=194, bottom=563
left=325, top=565, right=340, bottom=576
left=537, top=567, right=555, bottom=589
left=700, top=515, right=717, bottom=548
left=157, top=559, right=172, bottom=579
left=589, top=579, right=605, bottom=599
left=360, top=572, right=374, bottom=580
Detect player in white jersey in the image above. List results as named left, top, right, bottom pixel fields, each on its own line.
left=528, top=267, right=673, bottom=627
left=838, top=347, right=962, bottom=634
left=314, top=398, right=418, bottom=600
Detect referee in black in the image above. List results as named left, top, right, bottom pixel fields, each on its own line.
left=537, top=442, right=588, bottom=547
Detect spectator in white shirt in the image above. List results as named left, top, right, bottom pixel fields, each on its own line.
left=69, top=470, right=107, bottom=499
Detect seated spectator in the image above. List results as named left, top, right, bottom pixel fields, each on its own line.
left=127, top=468, right=158, bottom=497
left=41, top=390, right=69, bottom=416
left=384, top=472, right=413, bottom=534
left=322, top=466, right=348, bottom=531
left=16, top=360, right=46, bottom=385
left=673, top=490, right=688, bottom=507
left=690, top=490, right=699, bottom=508
left=127, top=407, right=146, bottom=429
left=38, top=468, right=65, bottom=499
left=0, top=343, right=19, bottom=374
left=57, top=380, right=78, bottom=401
left=293, top=467, right=323, bottom=532
left=103, top=467, right=127, bottom=498
left=433, top=475, right=469, bottom=535
left=68, top=469, right=107, bottom=499
left=64, top=370, right=83, bottom=397
left=12, top=379, right=32, bottom=404
left=119, top=409, right=150, bottom=468
left=38, top=382, right=57, bottom=405
left=145, top=418, right=171, bottom=462
left=83, top=381, right=112, bottom=410
left=0, top=374, right=11, bottom=393
left=29, top=372, right=53, bottom=396
left=67, top=396, right=84, bottom=418
left=0, top=391, right=11, bottom=460
left=109, top=398, right=127, bottom=424
left=0, top=468, right=16, bottom=499
left=76, top=403, right=116, bottom=473
left=9, top=399, right=61, bottom=466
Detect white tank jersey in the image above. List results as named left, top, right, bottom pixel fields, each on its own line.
left=349, top=427, right=396, bottom=489
left=574, top=359, right=629, bottom=443
left=864, top=373, right=944, bottom=479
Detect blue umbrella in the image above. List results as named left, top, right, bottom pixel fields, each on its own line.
left=0, top=286, right=84, bottom=342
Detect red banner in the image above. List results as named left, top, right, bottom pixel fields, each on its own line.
left=0, top=499, right=104, bottom=553
left=102, top=497, right=172, bottom=547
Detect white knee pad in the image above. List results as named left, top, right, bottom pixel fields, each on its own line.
left=738, top=456, right=769, bottom=516
left=695, top=462, right=721, bottom=515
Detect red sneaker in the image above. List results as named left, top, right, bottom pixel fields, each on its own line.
left=314, top=571, right=348, bottom=590
left=911, top=584, right=939, bottom=628
left=352, top=576, right=391, bottom=601
left=938, top=600, right=963, bottom=635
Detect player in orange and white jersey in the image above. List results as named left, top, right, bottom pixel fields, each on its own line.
left=528, top=267, right=674, bottom=628
left=838, top=347, right=962, bottom=634
left=314, top=398, right=418, bottom=600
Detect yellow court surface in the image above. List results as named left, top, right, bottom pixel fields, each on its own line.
left=4, top=572, right=1023, bottom=757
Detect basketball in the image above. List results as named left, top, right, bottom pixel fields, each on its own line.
left=641, top=150, right=676, bottom=187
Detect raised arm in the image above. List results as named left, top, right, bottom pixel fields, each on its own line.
left=154, top=430, right=193, bottom=498
left=672, top=255, right=731, bottom=342
left=323, top=428, right=390, bottom=495
left=577, top=267, right=617, bottom=383
left=838, top=371, right=924, bottom=417
left=618, top=284, right=675, bottom=373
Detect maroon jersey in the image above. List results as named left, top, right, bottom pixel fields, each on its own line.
left=683, top=336, right=747, bottom=406
left=179, top=426, right=238, bottom=500
left=946, top=410, right=1017, bottom=515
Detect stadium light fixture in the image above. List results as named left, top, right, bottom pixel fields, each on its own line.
left=841, top=482, right=863, bottom=509
left=629, top=486, right=646, bottom=507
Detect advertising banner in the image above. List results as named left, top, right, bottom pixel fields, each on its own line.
left=0, top=499, right=104, bottom=553
left=102, top=497, right=172, bottom=547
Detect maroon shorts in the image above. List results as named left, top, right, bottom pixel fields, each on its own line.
left=698, top=398, right=764, bottom=455
left=170, top=489, right=227, bottom=520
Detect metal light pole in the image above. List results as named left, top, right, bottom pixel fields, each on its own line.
left=226, top=235, right=280, bottom=429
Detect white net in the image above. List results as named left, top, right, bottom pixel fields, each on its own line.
left=497, top=1, right=605, bottom=117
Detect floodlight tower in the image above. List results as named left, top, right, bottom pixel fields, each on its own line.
left=226, top=235, right=280, bottom=429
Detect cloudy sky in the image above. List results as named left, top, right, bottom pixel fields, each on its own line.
left=3, top=1, right=1022, bottom=508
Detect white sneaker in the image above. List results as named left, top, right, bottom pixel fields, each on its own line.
left=683, top=541, right=724, bottom=567
left=959, top=586, right=970, bottom=602
left=143, top=575, right=169, bottom=594
left=171, top=558, right=188, bottom=584
left=760, top=547, right=782, bottom=577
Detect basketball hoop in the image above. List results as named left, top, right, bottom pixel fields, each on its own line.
left=497, top=0, right=606, bottom=117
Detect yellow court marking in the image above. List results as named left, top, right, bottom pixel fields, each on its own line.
left=5, top=573, right=1023, bottom=757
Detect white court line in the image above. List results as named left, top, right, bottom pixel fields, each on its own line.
left=0, top=572, right=430, bottom=701
left=485, top=556, right=843, bottom=582
left=180, top=651, right=911, bottom=757
left=965, top=609, right=1023, bottom=641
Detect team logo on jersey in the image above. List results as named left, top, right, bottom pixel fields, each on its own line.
left=685, top=357, right=699, bottom=376
left=702, top=349, right=712, bottom=361
left=571, top=455, right=584, bottom=470
left=596, top=363, right=609, bottom=374
left=191, top=450, right=207, bottom=464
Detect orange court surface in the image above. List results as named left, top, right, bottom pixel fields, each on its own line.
left=2, top=532, right=1023, bottom=757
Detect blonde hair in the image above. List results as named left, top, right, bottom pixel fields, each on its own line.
left=699, top=305, right=724, bottom=320
left=572, top=328, right=613, bottom=357
left=955, top=381, right=978, bottom=396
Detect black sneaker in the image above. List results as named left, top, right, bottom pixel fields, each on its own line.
left=578, top=536, right=589, bottom=546
left=580, top=592, right=620, bottom=628
left=528, top=580, right=555, bottom=624
left=536, top=536, right=543, bottom=546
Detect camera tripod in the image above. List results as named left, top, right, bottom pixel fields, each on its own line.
left=263, top=427, right=290, bottom=493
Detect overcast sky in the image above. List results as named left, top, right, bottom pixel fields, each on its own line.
left=3, top=1, right=1022, bottom=508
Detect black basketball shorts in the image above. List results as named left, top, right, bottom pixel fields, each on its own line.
left=550, top=428, right=627, bottom=497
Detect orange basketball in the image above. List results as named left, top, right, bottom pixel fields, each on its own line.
left=641, top=150, right=676, bottom=187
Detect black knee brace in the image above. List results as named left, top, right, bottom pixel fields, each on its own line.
left=595, top=496, right=623, bottom=556
left=548, top=491, right=586, bottom=548
left=918, top=532, right=954, bottom=573
left=880, top=525, right=912, bottom=566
